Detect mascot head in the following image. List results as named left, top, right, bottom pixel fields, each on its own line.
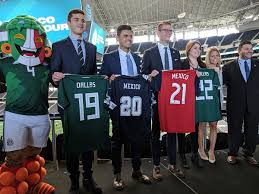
left=0, top=15, right=51, bottom=66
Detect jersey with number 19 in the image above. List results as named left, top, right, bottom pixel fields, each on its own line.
left=58, top=75, right=109, bottom=153
left=158, top=70, right=196, bottom=133
left=109, top=75, right=152, bottom=143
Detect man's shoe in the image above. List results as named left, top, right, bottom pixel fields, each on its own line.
left=191, top=153, right=204, bottom=168
left=112, top=173, right=124, bottom=191
left=152, top=166, right=162, bottom=181
left=132, top=170, right=151, bottom=184
left=168, top=165, right=185, bottom=178
left=179, top=154, right=190, bottom=169
left=83, top=177, right=102, bottom=194
left=227, top=156, right=238, bottom=165
left=243, top=155, right=258, bottom=166
left=69, top=174, right=79, bottom=194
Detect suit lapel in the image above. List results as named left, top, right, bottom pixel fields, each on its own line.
left=235, top=59, right=246, bottom=83
left=65, top=37, right=81, bottom=65
left=247, top=59, right=257, bottom=82
left=114, top=50, right=121, bottom=74
left=154, top=46, right=163, bottom=70
left=170, top=48, right=179, bottom=65
left=84, top=40, right=89, bottom=67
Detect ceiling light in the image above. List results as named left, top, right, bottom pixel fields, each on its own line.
left=110, top=28, right=115, bottom=33
left=178, top=12, right=186, bottom=19
left=187, top=24, right=193, bottom=28
left=244, top=14, right=254, bottom=19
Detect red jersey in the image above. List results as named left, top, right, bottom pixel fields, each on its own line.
left=158, top=70, right=196, bottom=133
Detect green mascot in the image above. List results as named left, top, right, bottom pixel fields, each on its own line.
left=0, top=16, right=54, bottom=194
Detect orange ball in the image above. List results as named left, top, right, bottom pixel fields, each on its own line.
left=38, top=157, right=45, bottom=167
left=26, top=173, right=40, bottom=185
left=35, top=155, right=41, bottom=161
left=17, top=181, right=28, bottom=194
left=0, top=171, right=15, bottom=186
left=0, top=186, right=16, bottom=194
left=15, top=168, right=28, bottom=182
left=40, top=167, right=47, bottom=180
left=26, top=161, right=40, bottom=174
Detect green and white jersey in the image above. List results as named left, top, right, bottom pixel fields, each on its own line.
left=0, top=57, right=49, bottom=115
left=58, top=74, right=110, bottom=153
left=195, top=68, right=221, bottom=122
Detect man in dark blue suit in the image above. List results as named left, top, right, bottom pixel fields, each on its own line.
left=100, top=25, right=151, bottom=191
left=50, top=9, right=101, bottom=194
left=142, top=21, right=185, bottom=180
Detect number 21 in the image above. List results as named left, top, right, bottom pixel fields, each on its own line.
left=170, top=83, right=186, bottom=104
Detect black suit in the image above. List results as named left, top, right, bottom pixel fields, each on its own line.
left=99, top=49, right=143, bottom=174
left=223, top=59, right=259, bottom=156
left=142, top=45, right=184, bottom=166
left=50, top=37, right=97, bottom=180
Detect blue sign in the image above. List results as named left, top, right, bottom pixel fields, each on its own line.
left=88, top=21, right=107, bottom=55
left=0, top=0, right=81, bottom=43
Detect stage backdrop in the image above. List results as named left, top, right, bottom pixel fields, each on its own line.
left=0, top=0, right=81, bottom=44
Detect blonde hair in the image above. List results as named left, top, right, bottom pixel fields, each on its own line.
left=205, top=47, right=221, bottom=68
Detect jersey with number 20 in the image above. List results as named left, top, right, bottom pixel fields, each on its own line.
left=158, top=70, right=196, bottom=133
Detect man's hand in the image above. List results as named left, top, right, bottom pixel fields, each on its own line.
left=148, top=70, right=159, bottom=82
left=52, top=72, right=64, bottom=82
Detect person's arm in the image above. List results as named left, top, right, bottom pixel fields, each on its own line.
left=141, top=50, right=159, bottom=81
left=99, top=54, right=109, bottom=76
left=49, top=43, right=64, bottom=88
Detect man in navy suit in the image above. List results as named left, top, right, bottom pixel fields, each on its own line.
left=50, top=9, right=101, bottom=194
left=100, top=25, right=151, bottom=191
left=142, top=21, right=185, bottom=180
left=223, top=41, right=259, bottom=166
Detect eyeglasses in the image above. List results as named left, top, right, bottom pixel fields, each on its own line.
left=159, top=29, right=173, bottom=33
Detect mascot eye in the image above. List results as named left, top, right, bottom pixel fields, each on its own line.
left=35, top=37, right=43, bottom=43
left=14, top=33, right=25, bottom=40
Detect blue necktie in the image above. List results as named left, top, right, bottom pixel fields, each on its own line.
left=244, top=60, right=250, bottom=81
left=164, top=47, right=169, bottom=70
left=77, top=39, right=84, bottom=66
left=126, top=54, right=134, bottom=76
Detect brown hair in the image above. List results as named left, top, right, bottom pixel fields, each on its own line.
left=238, top=40, right=252, bottom=51
left=157, top=21, right=172, bottom=31
left=117, top=25, right=132, bottom=36
left=67, top=9, right=85, bottom=22
left=185, top=40, right=206, bottom=68
left=205, top=47, right=221, bottom=68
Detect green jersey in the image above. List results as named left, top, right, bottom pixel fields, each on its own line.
left=195, top=68, right=221, bottom=122
left=0, top=57, right=49, bottom=115
left=58, top=74, right=109, bottom=153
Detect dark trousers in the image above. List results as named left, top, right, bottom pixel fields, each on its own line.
left=228, top=111, right=259, bottom=156
left=112, top=140, right=143, bottom=174
left=151, top=96, right=185, bottom=166
left=167, top=133, right=177, bottom=165
left=66, top=151, right=94, bottom=179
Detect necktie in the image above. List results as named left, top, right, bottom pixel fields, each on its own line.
left=164, top=47, right=169, bottom=70
left=126, top=54, right=134, bottom=76
left=244, top=60, right=250, bottom=81
left=77, top=39, right=84, bottom=66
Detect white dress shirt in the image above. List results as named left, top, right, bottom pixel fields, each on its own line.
left=157, top=42, right=173, bottom=70
left=118, top=47, right=138, bottom=76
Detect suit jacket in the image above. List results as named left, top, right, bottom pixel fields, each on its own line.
left=223, top=59, right=259, bottom=114
left=99, top=50, right=141, bottom=76
left=50, top=37, right=97, bottom=87
left=141, top=45, right=181, bottom=91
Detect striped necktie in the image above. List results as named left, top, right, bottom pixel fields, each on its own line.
left=77, top=39, right=84, bottom=66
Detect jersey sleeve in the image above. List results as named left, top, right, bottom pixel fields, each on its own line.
left=57, top=78, right=70, bottom=110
